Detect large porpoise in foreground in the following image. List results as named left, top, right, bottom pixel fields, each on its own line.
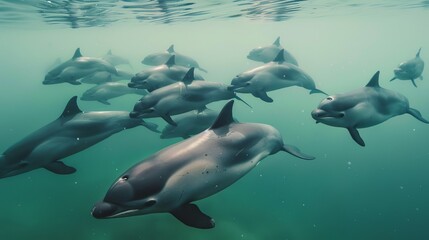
left=311, top=71, right=429, bottom=146
left=130, top=67, right=250, bottom=126
left=44, top=48, right=118, bottom=85
left=247, top=36, right=298, bottom=66
left=129, top=55, right=204, bottom=92
left=141, top=44, right=208, bottom=73
left=0, top=96, right=158, bottom=179
left=92, top=100, right=315, bottom=228
left=390, top=48, right=424, bottom=87
left=231, top=49, right=326, bottom=102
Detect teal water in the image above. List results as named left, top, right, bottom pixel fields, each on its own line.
left=1, top=1, right=429, bottom=239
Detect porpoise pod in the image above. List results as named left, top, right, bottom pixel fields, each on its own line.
left=160, top=107, right=219, bottom=139
left=129, top=55, right=204, bottom=92
left=311, top=71, right=429, bottom=146
left=231, top=49, right=326, bottom=103
left=0, top=96, right=159, bottom=179
left=43, top=48, right=118, bottom=85
left=141, top=44, right=208, bottom=73
left=130, top=67, right=250, bottom=126
left=247, top=36, right=298, bottom=66
left=92, top=100, right=314, bottom=229
left=80, top=82, right=148, bottom=105
left=390, top=48, right=424, bottom=87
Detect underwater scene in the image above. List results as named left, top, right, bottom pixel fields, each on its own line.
left=0, top=0, right=428, bottom=239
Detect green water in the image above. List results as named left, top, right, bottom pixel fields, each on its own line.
left=0, top=2, right=428, bottom=240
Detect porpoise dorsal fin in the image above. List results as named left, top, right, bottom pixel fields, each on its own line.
left=165, top=55, right=176, bottom=67
left=416, top=47, right=422, bottom=57
left=167, top=44, right=175, bottom=53
left=210, top=100, right=235, bottom=130
left=272, top=49, right=285, bottom=63
left=107, top=49, right=112, bottom=55
left=72, top=48, right=82, bottom=59
left=60, top=96, right=82, bottom=118
left=182, top=67, right=195, bottom=85
left=273, top=36, right=281, bottom=46
left=365, top=71, right=380, bottom=88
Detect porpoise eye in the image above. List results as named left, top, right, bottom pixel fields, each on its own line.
left=327, top=97, right=333, bottom=101
left=121, top=175, right=129, bottom=181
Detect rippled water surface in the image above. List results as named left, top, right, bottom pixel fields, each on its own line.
left=0, top=1, right=429, bottom=240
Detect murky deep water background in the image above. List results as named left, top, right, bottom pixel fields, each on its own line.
left=0, top=1, right=428, bottom=239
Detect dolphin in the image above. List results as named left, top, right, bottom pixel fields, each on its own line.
left=160, top=107, right=219, bottom=139
left=80, top=82, right=148, bottom=105
left=0, top=96, right=159, bottom=179
left=130, top=67, right=250, bottom=126
left=92, top=100, right=314, bottom=229
left=130, top=55, right=204, bottom=92
left=102, top=50, right=132, bottom=67
left=311, top=71, right=429, bottom=146
left=80, top=69, right=134, bottom=85
left=141, top=44, right=208, bottom=73
left=44, top=48, right=118, bottom=85
left=390, top=48, right=424, bottom=87
left=247, top=37, right=298, bottom=66
left=231, top=49, right=326, bottom=103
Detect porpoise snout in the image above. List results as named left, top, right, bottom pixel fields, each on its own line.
left=311, top=109, right=344, bottom=120
left=92, top=202, right=118, bottom=219
left=128, top=82, right=138, bottom=88
left=311, top=109, right=323, bottom=120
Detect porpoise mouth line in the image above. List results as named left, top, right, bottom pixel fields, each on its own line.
left=313, top=112, right=344, bottom=119
left=108, top=209, right=139, bottom=218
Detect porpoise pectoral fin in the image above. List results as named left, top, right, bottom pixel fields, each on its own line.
left=210, top=100, right=235, bottom=130
left=234, top=95, right=252, bottom=108
left=407, top=108, right=429, bottom=124
left=282, top=144, right=315, bottom=160
left=98, top=100, right=111, bottom=105
left=44, top=161, right=76, bottom=175
left=390, top=77, right=396, bottom=82
left=161, top=114, right=178, bottom=126
left=411, top=79, right=417, bottom=88
left=252, top=91, right=273, bottom=103
left=170, top=203, right=215, bottom=229
left=141, top=121, right=160, bottom=133
left=310, top=88, right=328, bottom=95
left=347, top=127, right=365, bottom=147
left=60, top=96, right=83, bottom=119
